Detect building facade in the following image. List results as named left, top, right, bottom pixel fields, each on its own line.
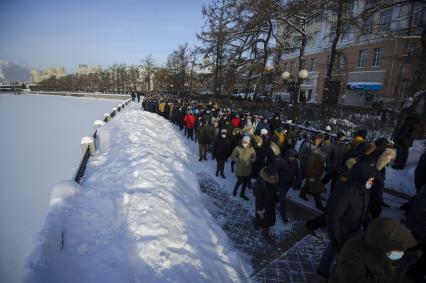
left=279, top=0, right=425, bottom=106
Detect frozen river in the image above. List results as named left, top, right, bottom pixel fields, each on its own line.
left=0, top=94, right=121, bottom=283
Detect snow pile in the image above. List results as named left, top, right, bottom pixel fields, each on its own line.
left=24, top=104, right=250, bottom=283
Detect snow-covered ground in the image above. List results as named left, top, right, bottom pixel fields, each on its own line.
left=386, top=140, right=424, bottom=196
left=0, top=94, right=121, bottom=283
left=24, top=103, right=250, bottom=283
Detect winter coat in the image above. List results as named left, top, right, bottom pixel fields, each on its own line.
left=255, top=121, right=270, bottom=135
left=305, top=152, right=325, bottom=194
left=327, top=162, right=377, bottom=250
left=415, top=153, right=426, bottom=191
left=392, top=109, right=417, bottom=147
left=329, top=142, right=349, bottom=173
left=252, top=144, right=267, bottom=178
left=329, top=217, right=417, bottom=283
left=266, top=142, right=281, bottom=167
left=184, top=114, right=196, bottom=129
left=274, top=156, right=300, bottom=190
left=298, top=141, right=318, bottom=168
left=231, top=117, right=241, bottom=128
left=212, top=135, right=231, bottom=161
left=231, top=144, right=256, bottom=177
left=405, top=184, right=426, bottom=247
left=269, top=118, right=281, bottom=136
left=197, top=125, right=214, bottom=144
left=255, top=168, right=279, bottom=227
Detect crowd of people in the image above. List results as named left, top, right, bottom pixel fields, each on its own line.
left=141, top=93, right=425, bottom=283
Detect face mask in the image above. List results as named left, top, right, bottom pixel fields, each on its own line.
left=242, top=143, right=249, bottom=148
left=257, top=143, right=262, bottom=147
left=365, top=182, right=373, bottom=190
left=387, top=251, right=404, bottom=261
left=221, top=134, right=226, bottom=138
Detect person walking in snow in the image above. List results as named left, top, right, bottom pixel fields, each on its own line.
left=317, top=161, right=377, bottom=278
left=329, top=217, right=417, bottom=283
left=266, top=135, right=281, bottom=167
left=197, top=119, right=214, bottom=161
left=212, top=129, right=231, bottom=178
left=251, top=135, right=267, bottom=179
left=274, top=149, right=300, bottom=223
left=254, top=166, right=280, bottom=243
left=184, top=110, right=196, bottom=140
left=231, top=135, right=256, bottom=200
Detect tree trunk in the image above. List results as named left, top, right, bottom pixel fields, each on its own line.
left=323, top=0, right=343, bottom=105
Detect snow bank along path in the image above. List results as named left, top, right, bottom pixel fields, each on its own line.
left=24, top=103, right=250, bottom=283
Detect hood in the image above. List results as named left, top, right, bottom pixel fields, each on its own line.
left=348, top=161, right=377, bottom=185
left=365, top=217, right=417, bottom=254
left=259, top=168, right=278, bottom=184
left=376, top=148, right=397, bottom=171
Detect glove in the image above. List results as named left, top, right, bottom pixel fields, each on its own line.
left=257, top=209, right=265, bottom=219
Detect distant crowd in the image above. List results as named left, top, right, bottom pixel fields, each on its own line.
left=139, top=93, right=425, bottom=283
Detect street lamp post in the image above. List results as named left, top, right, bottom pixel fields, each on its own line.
left=281, top=69, right=309, bottom=104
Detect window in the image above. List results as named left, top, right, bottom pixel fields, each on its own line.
left=379, top=10, right=392, bottom=32
left=372, top=47, right=383, bottom=67
left=310, top=58, right=316, bottom=72
left=283, top=63, right=288, bottom=71
left=358, top=49, right=367, bottom=67
left=315, top=32, right=321, bottom=47
left=339, top=53, right=346, bottom=70
left=329, top=27, right=336, bottom=42
left=364, top=15, right=374, bottom=34
left=341, top=25, right=351, bottom=41
left=413, top=7, right=425, bottom=27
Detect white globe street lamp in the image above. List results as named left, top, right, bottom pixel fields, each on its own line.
left=281, top=71, right=291, bottom=81
left=298, top=69, right=309, bottom=80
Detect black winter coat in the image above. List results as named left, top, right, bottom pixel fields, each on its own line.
left=415, top=153, right=426, bottom=192
left=274, top=158, right=300, bottom=189
left=212, top=135, right=231, bottom=161
left=255, top=170, right=279, bottom=227
left=252, top=144, right=267, bottom=178
left=406, top=184, right=426, bottom=247
left=327, top=162, right=377, bottom=250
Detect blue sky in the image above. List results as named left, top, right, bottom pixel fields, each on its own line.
left=0, top=0, right=207, bottom=72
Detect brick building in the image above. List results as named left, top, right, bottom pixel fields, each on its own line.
left=279, top=0, right=425, bottom=106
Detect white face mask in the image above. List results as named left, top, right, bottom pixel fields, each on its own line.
left=242, top=143, right=249, bottom=148
left=387, top=251, right=404, bottom=261
left=365, top=182, right=373, bottom=190
left=257, top=143, right=262, bottom=147
left=221, top=134, right=226, bottom=138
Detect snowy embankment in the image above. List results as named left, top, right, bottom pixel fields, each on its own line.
left=0, top=94, right=120, bottom=283
left=24, top=103, right=250, bottom=283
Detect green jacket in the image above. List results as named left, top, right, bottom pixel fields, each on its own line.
left=231, top=145, right=256, bottom=177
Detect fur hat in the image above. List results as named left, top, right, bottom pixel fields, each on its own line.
left=253, top=135, right=263, bottom=145
left=337, top=132, right=346, bottom=141
left=259, top=167, right=279, bottom=184
left=220, top=129, right=227, bottom=134
left=376, top=148, right=397, bottom=171
left=233, top=127, right=242, bottom=135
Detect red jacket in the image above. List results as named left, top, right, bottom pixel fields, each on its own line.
left=231, top=117, right=241, bottom=128
left=184, top=114, right=196, bottom=129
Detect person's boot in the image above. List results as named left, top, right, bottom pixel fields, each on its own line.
left=221, top=173, right=226, bottom=179
left=240, top=193, right=249, bottom=201
left=262, top=227, right=275, bottom=245
left=232, top=186, right=238, bottom=197
left=299, top=186, right=309, bottom=201
left=215, top=170, right=219, bottom=177
left=198, top=157, right=202, bottom=162
left=203, top=157, right=208, bottom=161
